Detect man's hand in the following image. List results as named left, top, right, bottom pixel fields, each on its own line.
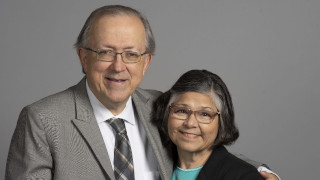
left=260, top=171, right=279, bottom=180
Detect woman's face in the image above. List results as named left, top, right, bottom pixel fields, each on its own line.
left=168, top=92, right=219, bottom=156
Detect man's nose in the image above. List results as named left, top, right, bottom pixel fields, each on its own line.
left=111, top=54, right=126, bottom=72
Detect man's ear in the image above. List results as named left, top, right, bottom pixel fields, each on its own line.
left=78, top=48, right=88, bottom=73
left=142, top=54, right=152, bottom=75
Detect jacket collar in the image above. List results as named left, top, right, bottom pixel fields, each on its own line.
left=71, top=77, right=173, bottom=180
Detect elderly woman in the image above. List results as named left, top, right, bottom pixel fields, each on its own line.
left=153, top=69, right=264, bottom=180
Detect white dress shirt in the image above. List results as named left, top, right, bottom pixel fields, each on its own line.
left=86, top=82, right=159, bottom=180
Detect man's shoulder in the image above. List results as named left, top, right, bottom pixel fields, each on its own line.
left=135, top=87, right=163, bottom=100
left=26, top=87, right=72, bottom=112
left=25, top=80, right=83, bottom=113
left=15, top=83, right=79, bottom=129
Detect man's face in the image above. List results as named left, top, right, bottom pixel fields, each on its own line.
left=78, top=15, right=152, bottom=115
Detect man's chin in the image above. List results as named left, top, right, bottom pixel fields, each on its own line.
left=105, top=91, right=131, bottom=105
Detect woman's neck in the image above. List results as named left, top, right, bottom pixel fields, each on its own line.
left=177, top=148, right=213, bottom=169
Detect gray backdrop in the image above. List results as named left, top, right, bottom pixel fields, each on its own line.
left=1, top=0, right=319, bottom=179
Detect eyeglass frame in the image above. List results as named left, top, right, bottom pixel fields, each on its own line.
left=84, top=47, right=148, bottom=63
left=169, top=104, right=220, bottom=124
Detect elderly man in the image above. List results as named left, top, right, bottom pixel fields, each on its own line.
left=5, top=5, right=279, bottom=180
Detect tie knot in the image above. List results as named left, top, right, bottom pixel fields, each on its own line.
left=107, top=118, right=126, bottom=134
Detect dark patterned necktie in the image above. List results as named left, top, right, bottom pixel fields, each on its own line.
left=107, top=118, right=134, bottom=180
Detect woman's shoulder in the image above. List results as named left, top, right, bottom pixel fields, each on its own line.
left=198, top=146, right=264, bottom=180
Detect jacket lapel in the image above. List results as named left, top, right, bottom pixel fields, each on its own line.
left=132, top=89, right=173, bottom=180
left=71, top=78, right=115, bottom=180
left=69, top=80, right=173, bottom=180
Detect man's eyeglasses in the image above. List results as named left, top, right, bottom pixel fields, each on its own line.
left=84, top=47, right=147, bottom=63
left=169, top=104, right=220, bottom=124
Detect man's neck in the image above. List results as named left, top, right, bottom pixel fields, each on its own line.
left=85, top=80, right=130, bottom=116
left=101, top=99, right=128, bottom=116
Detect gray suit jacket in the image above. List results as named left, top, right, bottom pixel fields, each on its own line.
left=5, top=78, right=173, bottom=180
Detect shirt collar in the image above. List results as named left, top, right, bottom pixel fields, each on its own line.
left=86, top=80, right=135, bottom=125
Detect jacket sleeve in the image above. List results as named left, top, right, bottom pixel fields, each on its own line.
left=5, top=106, right=53, bottom=180
left=231, top=152, right=263, bottom=169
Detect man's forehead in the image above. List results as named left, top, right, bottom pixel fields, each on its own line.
left=90, top=15, right=145, bottom=40
left=94, top=14, right=143, bottom=27
left=88, top=15, right=146, bottom=49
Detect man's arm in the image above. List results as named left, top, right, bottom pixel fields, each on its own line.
left=5, top=107, right=53, bottom=180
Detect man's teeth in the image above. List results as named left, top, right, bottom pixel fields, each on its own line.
left=109, top=78, right=124, bottom=82
left=183, top=132, right=197, bottom=137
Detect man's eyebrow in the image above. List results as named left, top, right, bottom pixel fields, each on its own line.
left=100, top=45, right=137, bottom=50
